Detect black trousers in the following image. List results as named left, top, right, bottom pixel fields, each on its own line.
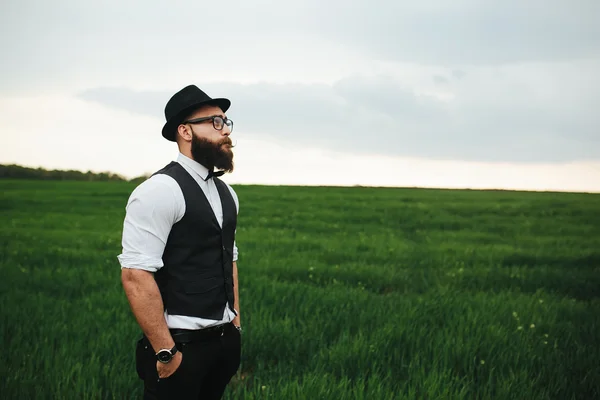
left=135, top=323, right=241, bottom=400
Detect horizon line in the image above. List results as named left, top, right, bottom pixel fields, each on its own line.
left=2, top=162, right=599, bottom=195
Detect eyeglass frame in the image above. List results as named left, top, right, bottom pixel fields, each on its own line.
left=182, top=115, right=234, bottom=133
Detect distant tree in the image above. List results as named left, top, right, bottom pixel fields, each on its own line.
left=0, top=164, right=132, bottom=182
left=129, top=174, right=152, bottom=184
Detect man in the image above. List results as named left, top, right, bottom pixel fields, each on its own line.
left=118, top=84, right=242, bottom=399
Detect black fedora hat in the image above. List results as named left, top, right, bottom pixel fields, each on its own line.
left=162, top=85, right=231, bottom=142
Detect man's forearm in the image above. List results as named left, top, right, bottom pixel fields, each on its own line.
left=232, top=261, right=240, bottom=327
left=121, top=268, right=174, bottom=352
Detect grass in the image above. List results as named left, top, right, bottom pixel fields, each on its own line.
left=1, top=179, right=599, bottom=399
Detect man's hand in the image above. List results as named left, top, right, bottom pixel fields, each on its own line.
left=156, top=351, right=183, bottom=379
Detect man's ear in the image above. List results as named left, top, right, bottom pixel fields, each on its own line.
left=176, top=124, right=192, bottom=142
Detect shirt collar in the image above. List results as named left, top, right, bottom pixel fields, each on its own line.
left=177, top=152, right=211, bottom=181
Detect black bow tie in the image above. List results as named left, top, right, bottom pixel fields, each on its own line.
left=204, top=169, right=225, bottom=181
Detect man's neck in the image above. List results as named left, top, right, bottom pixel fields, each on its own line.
left=178, top=146, right=193, bottom=161
left=178, top=151, right=213, bottom=173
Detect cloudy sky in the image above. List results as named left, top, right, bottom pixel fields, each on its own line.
left=1, top=0, right=599, bottom=192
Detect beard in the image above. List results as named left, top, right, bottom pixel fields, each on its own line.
left=190, top=133, right=234, bottom=173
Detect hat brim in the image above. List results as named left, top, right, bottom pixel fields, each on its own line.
left=161, top=98, right=231, bottom=142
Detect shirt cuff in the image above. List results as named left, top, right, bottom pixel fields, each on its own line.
left=117, top=253, right=164, bottom=273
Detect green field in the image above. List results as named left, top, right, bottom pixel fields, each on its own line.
left=1, top=179, right=599, bottom=399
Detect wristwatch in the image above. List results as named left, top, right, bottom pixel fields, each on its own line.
left=156, top=345, right=178, bottom=364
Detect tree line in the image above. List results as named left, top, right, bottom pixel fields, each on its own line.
left=0, top=164, right=149, bottom=183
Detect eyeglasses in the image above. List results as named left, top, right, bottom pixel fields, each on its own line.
left=182, top=115, right=234, bottom=133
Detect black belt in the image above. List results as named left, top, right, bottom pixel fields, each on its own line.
left=169, top=323, right=234, bottom=343
left=142, top=323, right=233, bottom=347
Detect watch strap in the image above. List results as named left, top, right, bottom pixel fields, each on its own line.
left=156, top=345, right=178, bottom=363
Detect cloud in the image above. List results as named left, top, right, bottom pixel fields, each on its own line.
left=2, top=1, right=599, bottom=192
left=452, top=70, right=467, bottom=80
left=78, top=87, right=167, bottom=120
left=2, top=0, right=599, bottom=94
left=78, top=60, right=600, bottom=163
left=433, top=75, right=450, bottom=85
left=3, top=94, right=599, bottom=192
left=305, top=0, right=600, bottom=65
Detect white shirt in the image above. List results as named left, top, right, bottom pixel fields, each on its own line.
left=117, top=152, right=239, bottom=330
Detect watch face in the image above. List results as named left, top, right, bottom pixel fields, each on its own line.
left=157, top=350, right=172, bottom=363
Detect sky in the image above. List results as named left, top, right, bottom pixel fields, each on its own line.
left=1, top=0, right=599, bottom=192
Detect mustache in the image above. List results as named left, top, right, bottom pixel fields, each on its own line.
left=219, top=138, right=234, bottom=147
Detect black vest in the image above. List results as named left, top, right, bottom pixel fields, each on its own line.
left=152, top=161, right=237, bottom=320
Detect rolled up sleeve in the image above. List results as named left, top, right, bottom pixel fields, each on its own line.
left=232, top=239, right=238, bottom=262
left=117, top=175, right=183, bottom=272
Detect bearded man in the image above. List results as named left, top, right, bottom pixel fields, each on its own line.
left=118, top=85, right=242, bottom=400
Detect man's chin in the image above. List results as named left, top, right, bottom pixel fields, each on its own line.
left=221, top=148, right=234, bottom=158
left=215, top=156, right=234, bottom=172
